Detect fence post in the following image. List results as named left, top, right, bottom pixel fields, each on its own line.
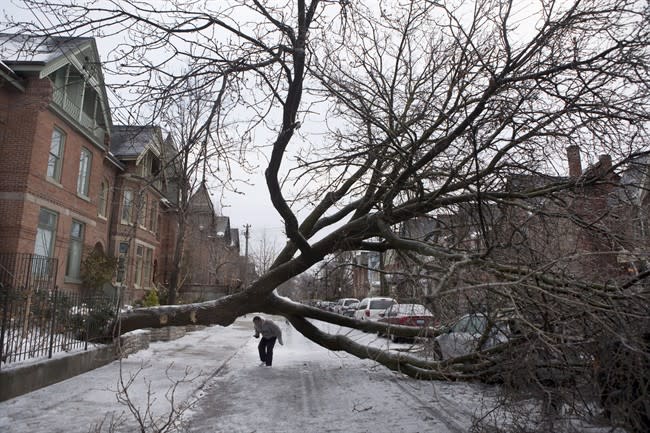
left=84, top=295, right=90, bottom=351
left=48, top=286, right=59, bottom=359
left=0, top=282, right=7, bottom=370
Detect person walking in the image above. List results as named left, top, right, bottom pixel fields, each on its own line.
left=253, top=316, right=284, bottom=366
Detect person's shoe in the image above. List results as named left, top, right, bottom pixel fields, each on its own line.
left=265, top=364, right=272, bottom=367
left=259, top=362, right=266, bottom=366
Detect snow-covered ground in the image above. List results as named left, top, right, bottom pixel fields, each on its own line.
left=0, top=316, right=615, bottom=433
left=186, top=319, right=496, bottom=433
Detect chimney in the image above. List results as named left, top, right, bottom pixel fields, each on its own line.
left=566, top=145, right=582, bottom=177
left=598, top=154, right=612, bottom=172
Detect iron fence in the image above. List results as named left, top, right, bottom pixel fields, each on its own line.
left=0, top=253, right=118, bottom=369
left=0, top=252, right=57, bottom=293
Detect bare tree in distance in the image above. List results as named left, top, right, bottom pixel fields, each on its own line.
left=249, top=228, right=282, bottom=278
left=156, top=77, right=236, bottom=304
left=5, top=0, right=650, bottom=430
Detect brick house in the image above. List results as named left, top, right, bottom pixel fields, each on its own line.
left=108, top=125, right=172, bottom=303
left=501, top=146, right=632, bottom=284
left=0, top=33, right=242, bottom=304
left=182, top=183, right=241, bottom=301
left=0, top=34, right=119, bottom=291
left=617, top=154, right=650, bottom=276
left=379, top=146, right=642, bottom=313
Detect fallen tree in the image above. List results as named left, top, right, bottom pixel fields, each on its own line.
left=7, top=0, right=650, bottom=430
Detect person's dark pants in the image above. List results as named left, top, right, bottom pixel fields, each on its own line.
left=258, top=337, right=277, bottom=366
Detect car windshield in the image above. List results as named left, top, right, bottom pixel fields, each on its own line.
left=451, top=314, right=487, bottom=334
left=467, top=315, right=487, bottom=334
left=369, top=299, right=395, bottom=310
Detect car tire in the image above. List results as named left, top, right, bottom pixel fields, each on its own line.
left=391, top=334, right=400, bottom=344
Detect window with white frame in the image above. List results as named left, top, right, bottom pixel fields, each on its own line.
left=134, top=245, right=144, bottom=287
left=47, top=128, right=65, bottom=182
left=149, top=199, right=157, bottom=232
left=65, top=220, right=85, bottom=279
left=77, top=148, right=92, bottom=197
left=138, top=193, right=147, bottom=228
left=121, top=189, right=133, bottom=223
left=98, top=180, right=108, bottom=217
left=143, top=248, right=153, bottom=287
left=34, top=208, right=58, bottom=258
left=132, top=244, right=154, bottom=288
left=116, top=242, right=129, bottom=283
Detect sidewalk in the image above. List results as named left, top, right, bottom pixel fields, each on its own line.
left=0, top=316, right=256, bottom=433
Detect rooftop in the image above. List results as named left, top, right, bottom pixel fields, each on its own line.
left=0, top=33, right=93, bottom=65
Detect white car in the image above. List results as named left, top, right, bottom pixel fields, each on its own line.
left=334, top=298, right=359, bottom=315
left=353, top=297, right=397, bottom=321
left=433, top=313, right=511, bottom=360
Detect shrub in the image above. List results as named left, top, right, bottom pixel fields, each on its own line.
left=81, top=248, right=118, bottom=290
left=142, top=289, right=160, bottom=307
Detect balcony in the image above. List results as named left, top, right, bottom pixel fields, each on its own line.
left=52, top=89, right=105, bottom=143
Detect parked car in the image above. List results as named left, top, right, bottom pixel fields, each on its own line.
left=342, top=302, right=358, bottom=317
left=333, top=298, right=359, bottom=315
left=377, top=303, right=438, bottom=342
left=433, top=312, right=511, bottom=360
left=316, top=300, right=337, bottom=312
left=353, top=297, right=397, bottom=322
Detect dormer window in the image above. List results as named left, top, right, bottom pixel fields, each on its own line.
left=138, top=151, right=160, bottom=178
left=151, top=156, right=161, bottom=177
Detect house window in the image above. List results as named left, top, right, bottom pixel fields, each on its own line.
left=138, top=152, right=155, bottom=177
left=143, top=248, right=153, bottom=288
left=77, top=148, right=92, bottom=197
left=138, top=193, right=147, bottom=228
left=132, top=244, right=154, bottom=288
left=98, top=180, right=108, bottom=217
left=149, top=199, right=157, bottom=232
left=116, top=242, right=129, bottom=283
left=121, top=189, right=133, bottom=223
left=135, top=245, right=144, bottom=287
left=34, top=208, right=58, bottom=258
left=65, top=220, right=85, bottom=280
left=47, top=128, right=65, bottom=182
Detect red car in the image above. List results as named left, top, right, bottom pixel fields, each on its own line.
left=378, top=303, right=438, bottom=342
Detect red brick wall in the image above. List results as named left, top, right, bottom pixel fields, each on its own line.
left=157, top=207, right=178, bottom=286
left=0, top=77, right=44, bottom=252
left=0, top=75, right=114, bottom=293
left=108, top=169, right=165, bottom=302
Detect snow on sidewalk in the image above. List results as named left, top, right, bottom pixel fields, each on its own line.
left=0, top=317, right=254, bottom=433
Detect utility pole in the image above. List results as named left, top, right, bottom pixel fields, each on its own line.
left=379, top=251, right=388, bottom=297
left=243, top=224, right=250, bottom=290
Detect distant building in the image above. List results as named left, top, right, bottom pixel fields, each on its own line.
left=355, top=146, right=647, bottom=314
left=182, top=183, right=241, bottom=301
